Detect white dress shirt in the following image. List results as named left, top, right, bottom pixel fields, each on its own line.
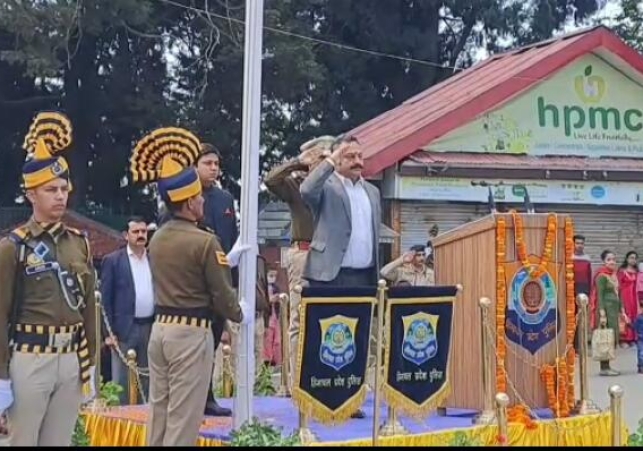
left=127, top=246, right=155, bottom=318
left=335, top=173, right=374, bottom=269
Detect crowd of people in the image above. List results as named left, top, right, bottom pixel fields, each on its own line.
left=1, top=109, right=641, bottom=447
left=573, top=236, right=643, bottom=376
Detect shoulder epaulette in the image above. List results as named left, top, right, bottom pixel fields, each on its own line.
left=66, top=226, right=88, bottom=238
left=8, top=226, right=30, bottom=244
left=197, top=224, right=215, bottom=234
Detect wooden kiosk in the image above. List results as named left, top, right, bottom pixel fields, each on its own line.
left=431, top=212, right=576, bottom=411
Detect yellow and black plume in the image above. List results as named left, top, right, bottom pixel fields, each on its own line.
left=130, top=127, right=202, bottom=182
left=22, top=111, right=73, bottom=159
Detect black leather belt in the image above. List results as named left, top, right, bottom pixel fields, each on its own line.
left=134, top=316, right=155, bottom=325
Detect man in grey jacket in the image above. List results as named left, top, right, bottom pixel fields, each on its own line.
left=299, top=135, right=381, bottom=419
left=300, top=135, right=381, bottom=288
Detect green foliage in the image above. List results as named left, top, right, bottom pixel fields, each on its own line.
left=71, top=416, right=90, bottom=447
left=629, top=418, right=643, bottom=447
left=100, top=380, right=124, bottom=407
left=448, top=431, right=481, bottom=447
left=228, top=418, right=300, bottom=447
left=0, top=0, right=609, bottom=210
left=253, top=363, right=277, bottom=397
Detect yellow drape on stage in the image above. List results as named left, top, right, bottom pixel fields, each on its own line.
left=83, top=411, right=626, bottom=447
left=315, top=413, right=627, bottom=447
left=83, top=412, right=225, bottom=447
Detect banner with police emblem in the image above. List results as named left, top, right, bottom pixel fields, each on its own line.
left=383, top=286, right=457, bottom=418
left=292, top=286, right=376, bottom=424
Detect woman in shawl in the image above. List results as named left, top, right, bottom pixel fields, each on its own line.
left=618, top=251, right=638, bottom=347
left=590, top=250, right=629, bottom=376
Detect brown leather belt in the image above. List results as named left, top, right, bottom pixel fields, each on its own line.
left=292, top=241, right=310, bottom=251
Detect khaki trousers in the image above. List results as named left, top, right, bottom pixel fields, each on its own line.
left=225, top=317, right=265, bottom=373
left=146, top=323, right=214, bottom=446
left=286, top=247, right=308, bottom=388
left=8, top=352, right=82, bottom=446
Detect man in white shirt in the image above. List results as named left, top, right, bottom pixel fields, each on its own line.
left=101, top=217, right=154, bottom=403
left=300, top=135, right=381, bottom=287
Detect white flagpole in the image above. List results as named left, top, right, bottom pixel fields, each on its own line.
left=233, top=0, right=264, bottom=429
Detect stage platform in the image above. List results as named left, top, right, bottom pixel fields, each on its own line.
left=83, top=394, right=622, bottom=446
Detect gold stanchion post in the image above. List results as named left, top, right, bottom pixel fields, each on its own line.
left=574, top=294, right=600, bottom=415
left=379, top=279, right=408, bottom=438
left=293, top=285, right=316, bottom=444
left=474, top=297, right=497, bottom=425
left=94, top=290, right=102, bottom=394
left=221, top=344, right=233, bottom=397
left=277, top=293, right=291, bottom=397
left=372, top=280, right=386, bottom=446
left=127, top=349, right=138, bottom=405
left=298, top=411, right=317, bottom=444
left=495, top=392, right=510, bottom=447
left=608, top=385, right=624, bottom=446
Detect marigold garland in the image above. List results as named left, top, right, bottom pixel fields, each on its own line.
left=564, top=217, right=577, bottom=411
left=495, top=216, right=508, bottom=395
left=498, top=212, right=578, bottom=420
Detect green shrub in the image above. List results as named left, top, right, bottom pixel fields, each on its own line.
left=448, top=431, right=481, bottom=446
left=229, top=419, right=300, bottom=447
left=629, top=418, right=643, bottom=447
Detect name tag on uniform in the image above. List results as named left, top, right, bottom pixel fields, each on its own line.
left=25, top=261, right=57, bottom=276
left=52, top=332, right=73, bottom=348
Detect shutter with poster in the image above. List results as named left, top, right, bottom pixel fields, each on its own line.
left=543, top=205, right=643, bottom=268
left=399, top=201, right=490, bottom=252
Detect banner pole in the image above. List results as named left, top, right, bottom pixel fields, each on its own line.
left=474, top=297, right=497, bottom=424
left=575, top=294, right=599, bottom=415
left=94, top=289, right=102, bottom=395
left=372, top=280, right=387, bottom=446
left=379, top=280, right=407, bottom=438
left=277, top=293, right=291, bottom=397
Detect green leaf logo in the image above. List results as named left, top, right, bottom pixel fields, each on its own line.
left=584, top=65, right=592, bottom=76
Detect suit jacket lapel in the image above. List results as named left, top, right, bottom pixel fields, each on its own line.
left=331, top=174, right=352, bottom=223
left=120, top=248, right=136, bottom=299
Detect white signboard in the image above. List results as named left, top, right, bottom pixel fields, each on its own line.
left=397, top=176, right=643, bottom=206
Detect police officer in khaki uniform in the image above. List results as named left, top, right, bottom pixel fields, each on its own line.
left=380, top=245, right=436, bottom=286
left=130, top=127, right=252, bottom=446
left=0, top=111, right=97, bottom=446
left=264, top=136, right=334, bottom=388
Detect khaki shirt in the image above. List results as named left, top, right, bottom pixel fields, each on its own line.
left=380, top=257, right=435, bottom=287
left=0, top=218, right=97, bottom=379
left=264, top=159, right=314, bottom=242
left=148, top=218, right=242, bottom=322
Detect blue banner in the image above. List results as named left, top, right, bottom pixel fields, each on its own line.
left=383, top=286, right=457, bottom=418
left=292, top=286, right=376, bottom=424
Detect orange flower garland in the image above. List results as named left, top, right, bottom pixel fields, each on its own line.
left=500, top=212, right=578, bottom=420
left=496, top=216, right=508, bottom=394
left=564, top=217, right=577, bottom=411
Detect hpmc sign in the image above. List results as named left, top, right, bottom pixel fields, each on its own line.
left=426, top=55, right=643, bottom=158
left=537, top=64, right=643, bottom=138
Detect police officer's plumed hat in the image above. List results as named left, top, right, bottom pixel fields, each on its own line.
left=130, top=127, right=203, bottom=204
left=22, top=111, right=74, bottom=190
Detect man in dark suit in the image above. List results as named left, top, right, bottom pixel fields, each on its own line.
left=197, top=144, right=240, bottom=417
left=101, top=216, right=153, bottom=404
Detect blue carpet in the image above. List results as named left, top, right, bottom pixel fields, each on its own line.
left=198, top=395, right=555, bottom=442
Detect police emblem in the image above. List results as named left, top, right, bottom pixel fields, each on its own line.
left=401, top=312, right=439, bottom=366
left=26, top=252, right=44, bottom=267
left=318, top=315, right=358, bottom=371
left=51, top=161, right=64, bottom=176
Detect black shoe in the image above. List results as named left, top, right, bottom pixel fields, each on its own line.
left=204, top=400, right=232, bottom=417
left=350, top=409, right=365, bottom=419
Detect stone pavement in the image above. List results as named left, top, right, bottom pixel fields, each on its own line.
left=586, top=345, right=641, bottom=432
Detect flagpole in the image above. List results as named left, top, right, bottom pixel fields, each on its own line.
left=233, top=0, right=264, bottom=429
